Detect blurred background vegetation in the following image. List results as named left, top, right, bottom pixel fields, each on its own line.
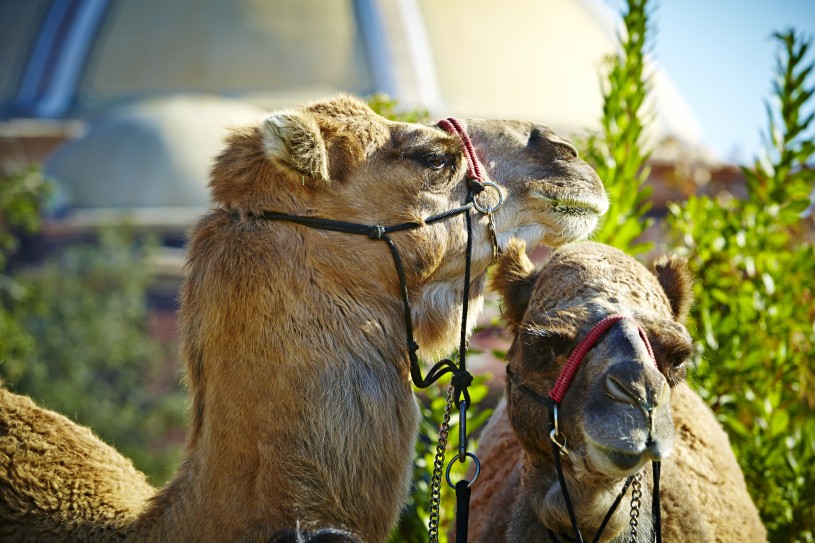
left=664, top=30, right=815, bottom=542
left=0, top=1, right=813, bottom=542
left=0, top=174, right=186, bottom=483
left=590, top=2, right=815, bottom=541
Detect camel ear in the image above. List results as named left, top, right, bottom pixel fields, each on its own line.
left=652, top=255, right=694, bottom=322
left=490, top=239, right=539, bottom=330
left=262, top=111, right=330, bottom=184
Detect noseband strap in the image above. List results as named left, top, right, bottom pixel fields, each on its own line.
left=550, top=315, right=655, bottom=403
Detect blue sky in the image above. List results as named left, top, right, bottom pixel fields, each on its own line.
left=647, top=0, right=815, bottom=164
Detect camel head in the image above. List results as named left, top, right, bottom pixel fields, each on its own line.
left=205, top=94, right=608, bottom=359
left=492, top=240, right=694, bottom=482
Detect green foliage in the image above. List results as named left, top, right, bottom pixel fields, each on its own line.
left=666, top=29, right=815, bottom=542
left=388, top=374, right=493, bottom=543
left=582, top=0, right=654, bottom=253
left=5, top=227, right=186, bottom=484
left=0, top=167, right=50, bottom=372
left=0, top=172, right=186, bottom=485
left=0, top=167, right=49, bottom=270
left=367, top=93, right=431, bottom=124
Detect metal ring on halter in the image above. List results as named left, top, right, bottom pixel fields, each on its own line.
left=550, top=428, right=569, bottom=455
left=446, top=452, right=481, bottom=488
left=549, top=403, right=569, bottom=455
left=473, top=181, right=505, bottom=214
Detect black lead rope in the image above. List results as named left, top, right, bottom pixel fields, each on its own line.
left=652, top=461, right=662, bottom=543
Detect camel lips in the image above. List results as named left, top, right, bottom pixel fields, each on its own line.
left=553, top=203, right=592, bottom=215
left=535, top=194, right=608, bottom=216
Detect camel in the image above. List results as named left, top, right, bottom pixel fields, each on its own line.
left=0, top=94, right=609, bottom=542
left=467, top=240, right=767, bottom=542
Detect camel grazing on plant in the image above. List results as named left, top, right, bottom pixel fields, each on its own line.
left=467, top=240, right=767, bottom=542
left=0, top=94, right=608, bottom=542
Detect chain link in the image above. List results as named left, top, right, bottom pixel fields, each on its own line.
left=486, top=211, right=500, bottom=261
left=628, top=471, right=643, bottom=543
left=428, top=385, right=455, bottom=543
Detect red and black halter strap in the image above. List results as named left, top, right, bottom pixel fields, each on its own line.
left=544, top=315, right=662, bottom=543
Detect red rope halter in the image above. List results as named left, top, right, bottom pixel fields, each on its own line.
left=549, top=315, right=655, bottom=404
left=437, top=117, right=484, bottom=183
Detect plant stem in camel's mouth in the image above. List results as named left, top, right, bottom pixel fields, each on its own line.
left=537, top=195, right=607, bottom=216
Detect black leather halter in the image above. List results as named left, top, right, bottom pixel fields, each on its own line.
left=251, top=118, right=502, bottom=404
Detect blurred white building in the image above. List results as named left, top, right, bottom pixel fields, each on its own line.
left=1, top=0, right=711, bottom=232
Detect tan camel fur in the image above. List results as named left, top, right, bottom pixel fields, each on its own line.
left=0, top=94, right=608, bottom=542
left=468, top=240, right=767, bottom=542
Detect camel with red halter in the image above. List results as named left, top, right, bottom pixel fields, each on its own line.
left=468, top=240, right=766, bottom=542
left=0, top=95, right=609, bottom=542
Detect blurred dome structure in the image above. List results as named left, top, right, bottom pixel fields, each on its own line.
left=45, top=95, right=264, bottom=228
left=1, top=0, right=709, bottom=234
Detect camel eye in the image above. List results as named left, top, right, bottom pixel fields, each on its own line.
left=667, top=345, right=693, bottom=368
left=523, top=330, right=573, bottom=364
left=545, top=333, right=573, bottom=356
left=418, top=152, right=451, bottom=171
left=650, top=334, right=693, bottom=381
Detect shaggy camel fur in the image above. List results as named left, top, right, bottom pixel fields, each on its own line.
left=0, top=94, right=608, bottom=542
left=468, top=241, right=766, bottom=542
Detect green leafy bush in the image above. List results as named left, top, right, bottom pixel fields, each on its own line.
left=583, top=0, right=655, bottom=253
left=0, top=167, right=49, bottom=366
left=3, top=227, right=186, bottom=484
left=666, top=30, right=815, bottom=542
left=0, top=175, right=186, bottom=485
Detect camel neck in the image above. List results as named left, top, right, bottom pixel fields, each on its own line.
left=123, top=460, right=202, bottom=542
left=522, top=460, right=651, bottom=542
left=123, top=449, right=274, bottom=542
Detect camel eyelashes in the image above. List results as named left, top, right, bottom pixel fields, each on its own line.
left=645, top=322, right=694, bottom=368
left=663, top=343, right=694, bottom=370
left=416, top=151, right=454, bottom=171
left=522, top=327, right=574, bottom=359
left=649, top=331, right=694, bottom=385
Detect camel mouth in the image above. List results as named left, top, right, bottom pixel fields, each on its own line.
left=534, top=193, right=610, bottom=217
left=585, top=432, right=671, bottom=478
left=586, top=441, right=648, bottom=477
left=515, top=190, right=608, bottom=245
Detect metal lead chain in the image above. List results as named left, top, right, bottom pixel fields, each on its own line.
left=428, top=385, right=455, bottom=543
left=486, top=211, right=500, bottom=261
left=628, top=471, right=643, bottom=543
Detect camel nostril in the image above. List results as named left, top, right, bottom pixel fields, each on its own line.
left=604, top=375, right=641, bottom=406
